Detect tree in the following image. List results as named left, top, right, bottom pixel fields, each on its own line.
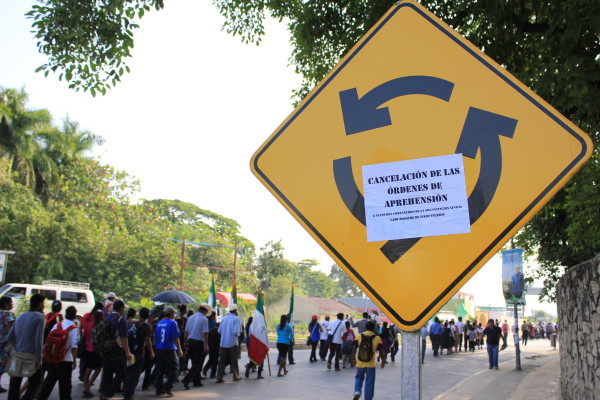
left=329, top=264, right=362, bottom=298
left=0, top=87, right=52, bottom=189
left=22, top=0, right=600, bottom=300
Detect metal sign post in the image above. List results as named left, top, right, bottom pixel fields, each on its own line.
left=513, top=304, right=522, bottom=370
left=401, top=330, right=421, bottom=400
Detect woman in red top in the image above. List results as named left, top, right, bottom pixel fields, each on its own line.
left=81, top=302, right=104, bottom=397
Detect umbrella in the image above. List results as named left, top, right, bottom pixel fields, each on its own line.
left=152, top=290, right=196, bottom=304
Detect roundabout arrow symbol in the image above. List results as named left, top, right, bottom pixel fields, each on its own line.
left=334, top=99, right=518, bottom=264
left=339, top=76, right=454, bottom=135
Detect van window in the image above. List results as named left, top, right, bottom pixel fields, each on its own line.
left=61, top=291, right=88, bottom=303
left=31, top=289, right=57, bottom=301
left=6, top=287, right=26, bottom=299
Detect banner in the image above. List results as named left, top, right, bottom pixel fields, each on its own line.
left=362, top=154, right=470, bottom=242
left=502, top=248, right=526, bottom=305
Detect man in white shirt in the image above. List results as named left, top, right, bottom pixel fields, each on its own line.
left=455, top=317, right=465, bottom=352
left=182, top=304, right=212, bottom=389
left=319, top=316, right=330, bottom=361
left=327, top=313, right=345, bottom=371
left=216, top=306, right=242, bottom=383
left=37, top=306, right=79, bottom=400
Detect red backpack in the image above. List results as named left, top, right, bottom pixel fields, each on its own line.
left=42, top=322, right=77, bottom=365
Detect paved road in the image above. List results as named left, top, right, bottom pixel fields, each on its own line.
left=1, top=339, right=559, bottom=400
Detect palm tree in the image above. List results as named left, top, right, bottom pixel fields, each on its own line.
left=0, top=87, right=52, bottom=188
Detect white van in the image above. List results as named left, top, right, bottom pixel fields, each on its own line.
left=0, top=280, right=95, bottom=316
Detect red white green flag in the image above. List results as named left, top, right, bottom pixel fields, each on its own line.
left=248, top=291, right=269, bottom=365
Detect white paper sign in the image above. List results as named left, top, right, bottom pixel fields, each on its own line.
left=363, top=154, right=470, bottom=242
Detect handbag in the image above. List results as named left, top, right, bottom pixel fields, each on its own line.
left=7, top=351, right=37, bottom=378
left=326, top=321, right=342, bottom=345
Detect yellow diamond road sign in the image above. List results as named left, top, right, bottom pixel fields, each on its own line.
left=250, top=1, right=593, bottom=330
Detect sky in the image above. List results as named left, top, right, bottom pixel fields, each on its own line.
left=0, top=0, right=556, bottom=315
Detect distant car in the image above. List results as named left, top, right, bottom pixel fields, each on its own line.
left=0, top=280, right=95, bottom=315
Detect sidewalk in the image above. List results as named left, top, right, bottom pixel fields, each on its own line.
left=434, top=345, right=560, bottom=400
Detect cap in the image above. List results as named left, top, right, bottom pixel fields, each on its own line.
left=228, top=305, right=238, bottom=312
left=163, top=306, right=175, bottom=315
left=312, top=315, right=318, bottom=320
left=106, top=292, right=116, bottom=299
left=51, top=300, right=62, bottom=309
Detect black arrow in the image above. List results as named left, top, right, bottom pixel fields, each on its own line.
left=339, top=76, right=454, bottom=135
left=380, top=107, right=518, bottom=263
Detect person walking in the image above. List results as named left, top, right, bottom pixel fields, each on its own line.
left=81, top=308, right=103, bottom=397
left=37, top=306, right=79, bottom=400
left=501, top=320, right=509, bottom=344
left=327, top=313, right=345, bottom=371
left=352, top=320, right=383, bottom=400
left=275, top=315, right=293, bottom=377
left=181, top=304, right=211, bottom=389
left=154, top=306, right=183, bottom=397
left=0, top=296, right=16, bottom=392
left=521, top=320, right=529, bottom=346
left=318, top=316, right=330, bottom=361
left=123, top=307, right=153, bottom=400
left=455, top=317, right=465, bottom=352
left=482, top=319, right=506, bottom=370
left=98, top=300, right=132, bottom=400
left=308, top=315, right=321, bottom=363
left=215, top=306, right=242, bottom=383
left=420, top=323, right=429, bottom=363
left=202, top=313, right=220, bottom=379
left=7, top=294, right=46, bottom=400
left=428, top=317, right=443, bottom=357
left=341, top=321, right=355, bottom=368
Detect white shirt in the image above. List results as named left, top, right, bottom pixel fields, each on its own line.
left=329, top=319, right=345, bottom=345
left=319, top=320, right=330, bottom=340
left=185, top=312, right=208, bottom=341
left=50, top=319, right=79, bottom=362
left=455, top=321, right=464, bottom=333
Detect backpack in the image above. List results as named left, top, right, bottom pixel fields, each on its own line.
left=42, top=322, right=76, bottom=365
left=357, top=333, right=375, bottom=363
left=92, top=316, right=120, bottom=356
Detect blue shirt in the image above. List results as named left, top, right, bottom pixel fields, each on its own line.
left=429, top=322, right=443, bottom=335
left=276, top=323, right=293, bottom=345
left=155, top=318, right=180, bottom=350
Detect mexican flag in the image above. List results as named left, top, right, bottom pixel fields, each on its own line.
left=208, top=275, right=216, bottom=308
left=248, top=292, right=269, bottom=365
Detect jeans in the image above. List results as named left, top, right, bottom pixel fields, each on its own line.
left=155, top=349, right=178, bottom=393
left=123, top=353, right=145, bottom=400
left=354, top=367, right=376, bottom=400
left=487, top=344, right=499, bottom=367
left=430, top=334, right=441, bottom=356
left=327, top=343, right=341, bottom=369
left=421, top=338, right=427, bottom=363
left=99, top=346, right=126, bottom=398
left=8, top=370, right=42, bottom=400
left=37, top=361, right=73, bottom=400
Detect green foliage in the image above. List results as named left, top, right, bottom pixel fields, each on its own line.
left=329, top=264, right=362, bottom=297
left=26, top=0, right=165, bottom=96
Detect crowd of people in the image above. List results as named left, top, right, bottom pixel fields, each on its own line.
left=0, top=293, right=559, bottom=400
left=0, top=292, right=250, bottom=400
